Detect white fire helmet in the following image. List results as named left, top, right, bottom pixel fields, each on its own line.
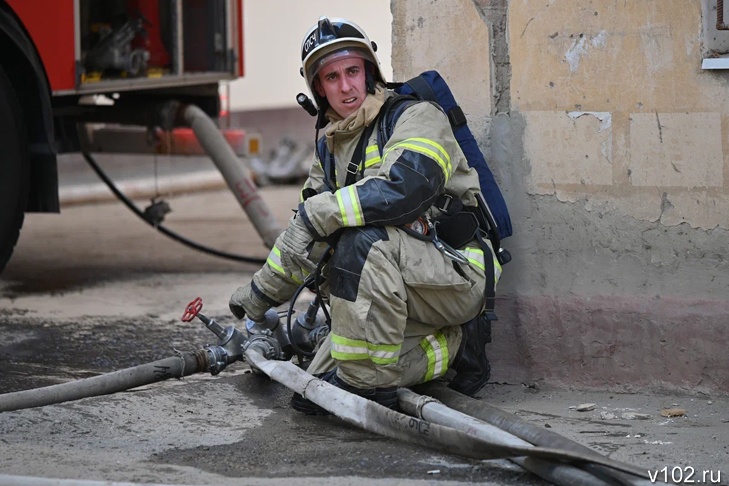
left=300, top=16, right=386, bottom=108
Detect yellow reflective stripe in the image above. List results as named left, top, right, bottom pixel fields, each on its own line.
left=459, top=246, right=502, bottom=285
left=369, top=342, right=401, bottom=365
left=385, top=137, right=452, bottom=181
left=266, top=246, right=303, bottom=284
left=331, top=334, right=368, bottom=360
left=410, top=137, right=451, bottom=172
left=335, top=185, right=363, bottom=227
left=266, top=246, right=285, bottom=275
left=364, top=144, right=381, bottom=168
left=331, top=333, right=400, bottom=364
left=459, top=247, right=485, bottom=271
left=419, top=331, right=449, bottom=381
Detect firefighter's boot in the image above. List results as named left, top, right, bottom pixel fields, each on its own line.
left=291, top=369, right=399, bottom=415
left=448, top=316, right=491, bottom=396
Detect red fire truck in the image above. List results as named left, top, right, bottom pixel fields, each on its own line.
left=0, top=0, right=244, bottom=272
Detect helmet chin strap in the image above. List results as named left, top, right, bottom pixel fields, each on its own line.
left=365, top=61, right=378, bottom=94
left=315, top=105, right=329, bottom=129
left=366, top=71, right=375, bottom=95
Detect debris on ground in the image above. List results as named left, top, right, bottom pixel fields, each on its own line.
left=660, top=408, right=687, bottom=417
left=621, top=412, right=652, bottom=420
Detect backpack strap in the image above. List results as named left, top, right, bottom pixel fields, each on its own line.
left=376, top=94, right=419, bottom=156
left=317, top=123, right=377, bottom=190
left=390, top=76, right=468, bottom=129
left=344, top=122, right=376, bottom=187
left=407, top=74, right=467, bottom=129
left=316, top=136, right=336, bottom=192
left=475, top=230, right=498, bottom=322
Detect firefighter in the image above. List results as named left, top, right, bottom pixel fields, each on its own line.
left=229, top=16, right=501, bottom=414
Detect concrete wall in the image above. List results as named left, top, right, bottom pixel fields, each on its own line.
left=392, top=0, right=729, bottom=394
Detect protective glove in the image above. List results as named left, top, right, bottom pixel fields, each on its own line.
left=278, top=213, right=316, bottom=282
left=229, top=283, right=270, bottom=321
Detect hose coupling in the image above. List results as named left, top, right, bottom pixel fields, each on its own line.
left=204, top=345, right=230, bottom=375
left=243, top=335, right=284, bottom=361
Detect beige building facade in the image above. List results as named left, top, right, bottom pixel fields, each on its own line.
left=392, top=0, right=729, bottom=393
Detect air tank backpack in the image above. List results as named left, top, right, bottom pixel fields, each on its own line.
left=383, top=70, right=512, bottom=239
left=382, top=70, right=513, bottom=325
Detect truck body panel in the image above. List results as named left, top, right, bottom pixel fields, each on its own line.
left=0, top=0, right=246, bottom=273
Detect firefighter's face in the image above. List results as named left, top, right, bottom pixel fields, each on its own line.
left=315, top=57, right=367, bottom=118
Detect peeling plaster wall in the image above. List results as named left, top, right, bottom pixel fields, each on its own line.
left=511, top=0, right=729, bottom=232
left=391, top=0, right=494, bottom=144
left=391, top=0, right=729, bottom=394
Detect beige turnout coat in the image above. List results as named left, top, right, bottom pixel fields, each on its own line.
left=250, top=87, right=500, bottom=388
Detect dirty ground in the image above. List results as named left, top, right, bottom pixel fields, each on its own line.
left=0, top=178, right=727, bottom=485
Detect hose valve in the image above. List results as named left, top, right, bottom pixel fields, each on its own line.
left=181, top=297, right=247, bottom=375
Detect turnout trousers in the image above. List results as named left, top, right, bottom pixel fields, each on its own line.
left=308, top=225, right=490, bottom=389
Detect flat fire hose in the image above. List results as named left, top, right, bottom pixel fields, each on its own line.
left=244, top=347, right=653, bottom=481
left=414, top=382, right=655, bottom=485
left=400, top=387, right=653, bottom=486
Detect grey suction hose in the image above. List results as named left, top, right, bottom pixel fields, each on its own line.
left=0, top=474, right=186, bottom=486
left=414, top=382, right=653, bottom=485
left=181, top=104, right=284, bottom=248
left=398, top=388, right=613, bottom=486
left=0, top=352, right=207, bottom=413
left=244, top=346, right=653, bottom=476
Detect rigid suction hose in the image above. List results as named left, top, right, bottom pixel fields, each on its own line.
left=0, top=352, right=206, bottom=413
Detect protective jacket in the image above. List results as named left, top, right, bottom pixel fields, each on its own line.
left=250, top=85, right=501, bottom=388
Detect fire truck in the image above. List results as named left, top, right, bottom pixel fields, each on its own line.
left=0, top=0, right=244, bottom=273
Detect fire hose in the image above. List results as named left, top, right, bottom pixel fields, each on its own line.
left=81, top=101, right=289, bottom=266
left=0, top=298, right=658, bottom=485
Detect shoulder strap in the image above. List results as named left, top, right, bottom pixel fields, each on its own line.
left=376, top=94, right=418, bottom=156
left=392, top=74, right=468, bottom=129
left=344, top=122, right=376, bottom=187
left=404, top=75, right=437, bottom=103
left=317, top=123, right=377, bottom=190
left=316, top=136, right=336, bottom=192
left=475, top=231, right=498, bottom=322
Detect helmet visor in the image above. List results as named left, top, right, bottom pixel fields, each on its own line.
left=306, top=46, right=376, bottom=85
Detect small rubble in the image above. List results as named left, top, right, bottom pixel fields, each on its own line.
left=621, top=412, right=652, bottom=420
left=660, top=408, right=686, bottom=418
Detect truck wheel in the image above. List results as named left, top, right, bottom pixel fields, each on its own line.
left=0, top=65, right=30, bottom=274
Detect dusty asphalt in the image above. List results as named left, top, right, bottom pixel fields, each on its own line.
left=0, top=154, right=726, bottom=485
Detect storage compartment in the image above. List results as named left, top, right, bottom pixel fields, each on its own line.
left=79, top=0, right=234, bottom=85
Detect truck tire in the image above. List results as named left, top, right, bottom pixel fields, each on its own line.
left=0, top=65, right=30, bottom=274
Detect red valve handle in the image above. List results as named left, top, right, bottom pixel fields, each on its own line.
left=181, top=297, right=203, bottom=322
